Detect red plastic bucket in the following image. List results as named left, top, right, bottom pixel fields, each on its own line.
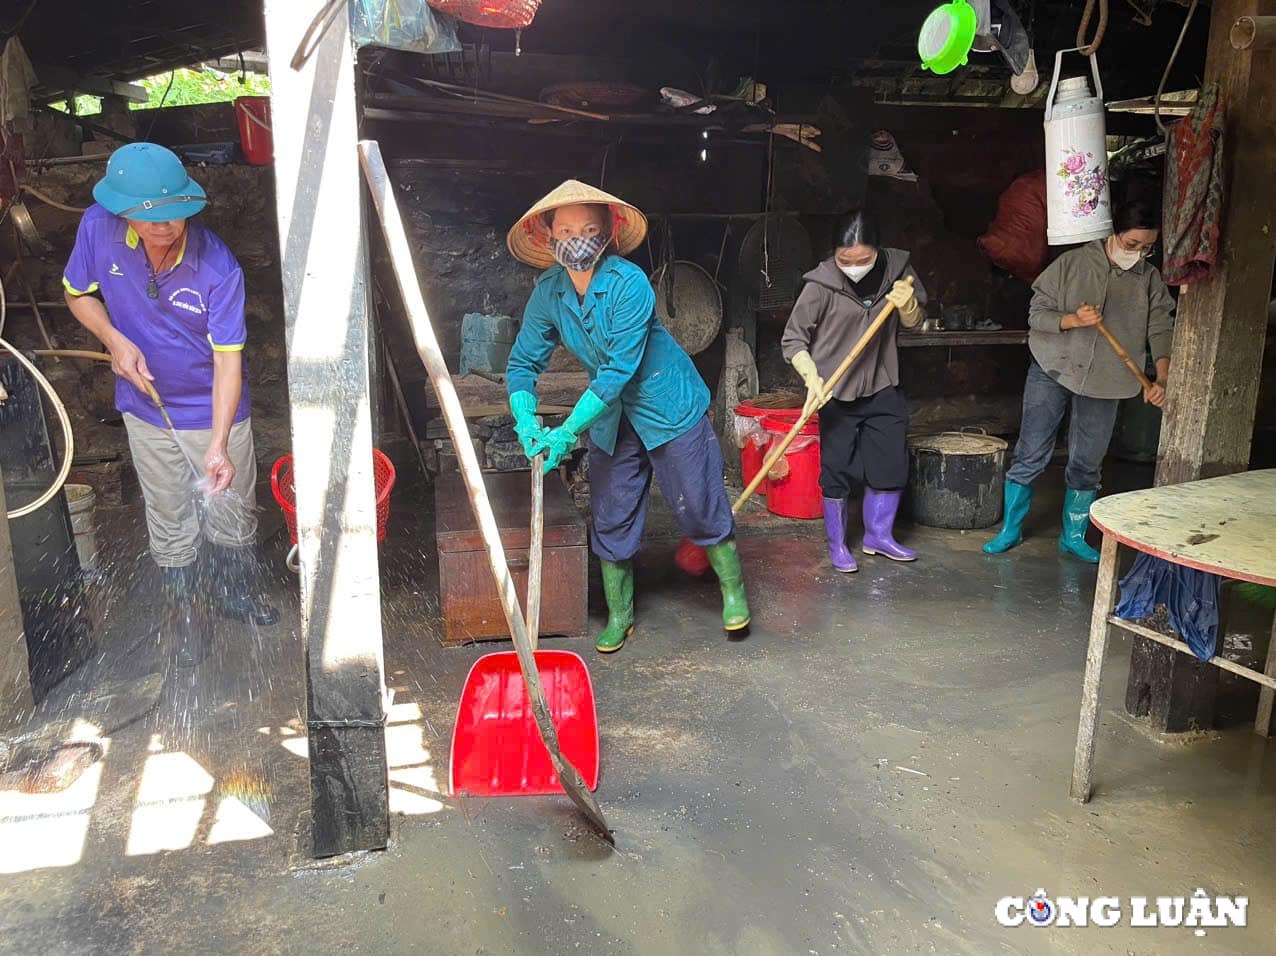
left=761, top=414, right=822, bottom=519
left=234, top=96, right=273, bottom=166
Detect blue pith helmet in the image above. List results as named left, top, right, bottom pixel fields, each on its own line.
left=93, top=143, right=207, bottom=222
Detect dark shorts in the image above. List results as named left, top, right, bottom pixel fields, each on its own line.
left=817, top=386, right=910, bottom=497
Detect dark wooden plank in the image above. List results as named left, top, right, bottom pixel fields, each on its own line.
left=897, top=330, right=1029, bottom=348
left=436, top=470, right=587, bottom=550
left=1126, top=0, right=1276, bottom=734
left=439, top=544, right=588, bottom=645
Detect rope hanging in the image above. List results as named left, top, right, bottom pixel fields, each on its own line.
left=1076, top=0, right=1109, bottom=56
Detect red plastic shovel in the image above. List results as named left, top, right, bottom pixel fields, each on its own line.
left=450, top=462, right=601, bottom=797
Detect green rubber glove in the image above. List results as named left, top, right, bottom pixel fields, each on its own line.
left=540, top=389, right=609, bottom=473
left=509, top=390, right=550, bottom=460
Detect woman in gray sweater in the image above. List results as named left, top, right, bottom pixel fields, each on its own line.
left=984, top=200, right=1175, bottom=563
left=782, top=209, right=926, bottom=573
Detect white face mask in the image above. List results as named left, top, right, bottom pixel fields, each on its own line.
left=1107, top=236, right=1142, bottom=271
left=839, top=255, right=877, bottom=282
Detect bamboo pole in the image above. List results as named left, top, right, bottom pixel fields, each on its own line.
left=1095, top=319, right=1154, bottom=390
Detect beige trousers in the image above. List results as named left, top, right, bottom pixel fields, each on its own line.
left=123, top=414, right=259, bottom=567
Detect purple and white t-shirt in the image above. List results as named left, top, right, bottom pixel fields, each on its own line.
left=63, top=203, right=251, bottom=430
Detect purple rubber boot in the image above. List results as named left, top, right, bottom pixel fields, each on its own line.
left=861, top=489, right=917, bottom=562
left=822, top=497, right=858, bottom=573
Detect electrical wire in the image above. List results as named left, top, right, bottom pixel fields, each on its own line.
left=0, top=271, right=77, bottom=517
left=1154, top=0, right=1200, bottom=136
left=0, top=276, right=75, bottom=519
left=143, top=70, right=177, bottom=142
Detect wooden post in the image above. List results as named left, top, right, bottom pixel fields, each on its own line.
left=1071, top=533, right=1120, bottom=803
left=0, top=473, right=34, bottom=729
left=264, top=0, right=390, bottom=857
left=1126, top=0, right=1276, bottom=732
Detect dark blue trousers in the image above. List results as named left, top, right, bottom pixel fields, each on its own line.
left=588, top=414, right=734, bottom=562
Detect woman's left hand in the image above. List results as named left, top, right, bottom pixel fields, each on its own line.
left=204, top=444, right=235, bottom=495
left=885, top=280, right=916, bottom=313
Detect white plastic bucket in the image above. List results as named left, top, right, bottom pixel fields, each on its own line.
left=1044, top=49, right=1111, bottom=245
left=64, top=483, right=98, bottom=571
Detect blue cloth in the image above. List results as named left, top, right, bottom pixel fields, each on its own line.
left=505, top=256, right=710, bottom=455
left=587, top=414, right=733, bottom=562
left=1115, top=553, right=1221, bottom=661
left=63, top=204, right=251, bottom=431
left=1006, top=361, right=1121, bottom=490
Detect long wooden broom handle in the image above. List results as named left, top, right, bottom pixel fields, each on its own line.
left=1094, top=318, right=1154, bottom=390
left=732, top=276, right=914, bottom=514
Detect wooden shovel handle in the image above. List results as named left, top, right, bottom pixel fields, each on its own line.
left=527, top=456, right=544, bottom=651
left=733, top=276, right=913, bottom=513
left=1095, top=318, right=1154, bottom=390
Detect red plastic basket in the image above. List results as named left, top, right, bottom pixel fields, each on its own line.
left=270, top=450, right=396, bottom=546
left=428, top=0, right=540, bottom=29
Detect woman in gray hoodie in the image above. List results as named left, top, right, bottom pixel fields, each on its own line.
left=781, top=209, right=926, bottom=573
left=983, top=199, right=1173, bottom=563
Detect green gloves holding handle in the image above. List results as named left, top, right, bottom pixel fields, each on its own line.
left=509, top=389, right=610, bottom=473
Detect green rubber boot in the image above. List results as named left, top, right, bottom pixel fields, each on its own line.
left=1059, top=487, right=1101, bottom=564
left=705, top=540, right=751, bottom=631
left=983, top=480, right=1033, bottom=555
left=596, top=559, right=635, bottom=653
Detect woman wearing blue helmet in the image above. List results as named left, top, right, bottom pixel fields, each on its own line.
left=62, top=143, right=277, bottom=667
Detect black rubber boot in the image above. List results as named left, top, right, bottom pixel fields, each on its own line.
left=162, top=565, right=212, bottom=668
left=207, top=544, right=280, bottom=626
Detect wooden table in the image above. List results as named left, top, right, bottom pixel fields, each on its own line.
left=1071, top=469, right=1276, bottom=803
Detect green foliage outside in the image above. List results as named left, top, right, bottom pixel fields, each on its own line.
left=49, top=68, right=271, bottom=117
left=133, top=68, right=272, bottom=109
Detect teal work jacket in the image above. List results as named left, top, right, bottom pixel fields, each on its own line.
left=505, top=256, right=710, bottom=455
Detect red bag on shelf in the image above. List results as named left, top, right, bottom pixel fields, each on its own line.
left=978, top=170, right=1049, bottom=285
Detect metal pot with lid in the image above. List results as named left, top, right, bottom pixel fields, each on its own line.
left=907, top=427, right=1009, bottom=529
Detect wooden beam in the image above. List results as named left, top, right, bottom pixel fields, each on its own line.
left=0, top=474, right=34, bottom=729
left=263, top=0, right=389, bottom=858
left=30, top=65, right=148, bottom=103
left=1125, top=0, right=1276, bottom=733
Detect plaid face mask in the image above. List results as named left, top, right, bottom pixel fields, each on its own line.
left=552, top=234, right=610, bottom=272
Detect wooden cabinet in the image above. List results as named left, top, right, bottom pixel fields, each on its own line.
left=435, top=470, right=589, bottom=645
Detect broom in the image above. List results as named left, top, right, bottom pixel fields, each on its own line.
left=676, top=279, right=913, bottom=575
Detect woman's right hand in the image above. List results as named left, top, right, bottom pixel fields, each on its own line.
left=1061, top=304, right=1103, bottom=330
left=107, top=332, right=155, bottom=392
left=791, top=351, right=825, bottom=415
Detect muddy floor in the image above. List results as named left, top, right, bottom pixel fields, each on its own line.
left=2, top=462, right=1275, bottom=955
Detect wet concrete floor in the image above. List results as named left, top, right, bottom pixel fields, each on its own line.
left=2, top=463, right=1275, bottom=955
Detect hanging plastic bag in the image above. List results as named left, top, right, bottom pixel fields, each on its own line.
left=351, top=0, right=461, bottom=55
left=766, top=433, right=818, bottom=481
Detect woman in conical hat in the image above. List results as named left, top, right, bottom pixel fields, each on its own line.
left=505, top=180, right=750, bottom=653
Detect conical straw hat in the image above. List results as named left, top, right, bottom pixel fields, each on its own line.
left=507, top=180, right=648, bottom=269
